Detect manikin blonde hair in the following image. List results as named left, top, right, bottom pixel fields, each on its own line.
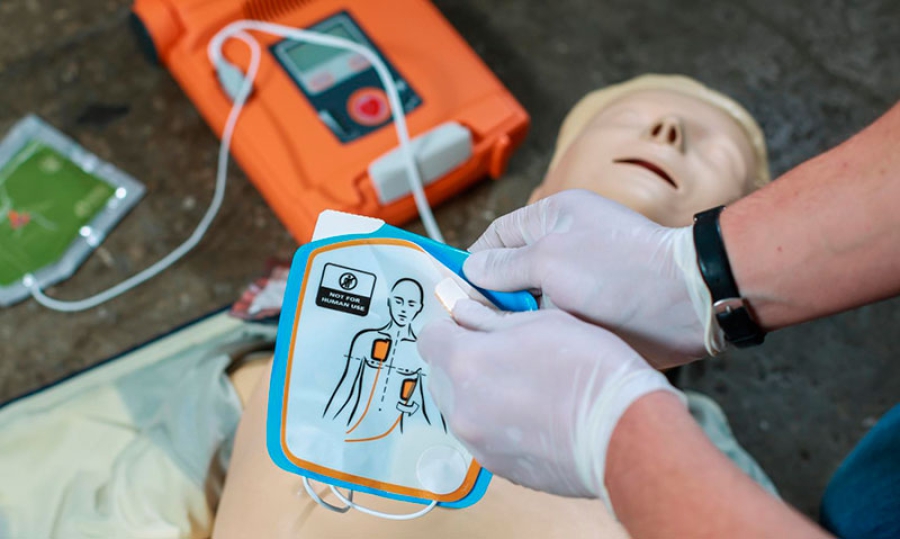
left=551, top=74, right=770, bottom=190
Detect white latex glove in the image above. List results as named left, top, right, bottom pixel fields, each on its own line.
left=418, top=300, right=682, bottom=506
left=464, top=189, right=726, bottom=368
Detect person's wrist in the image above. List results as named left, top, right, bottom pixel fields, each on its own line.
left=603, top=390, right=692, bottom=509
left=575, top=365, right=684, bottom=510
left=718, top=204, right=773, bottom=330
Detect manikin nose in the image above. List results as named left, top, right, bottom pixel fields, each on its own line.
left=644, top=116, right=685, bottom=152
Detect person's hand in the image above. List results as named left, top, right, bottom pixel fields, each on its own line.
left=464, top=189, right=724, bottom=368
left=417, top=300, right=681, bottom=505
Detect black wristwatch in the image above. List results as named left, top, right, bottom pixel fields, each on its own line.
left=693, top=206, right=766, bottom=348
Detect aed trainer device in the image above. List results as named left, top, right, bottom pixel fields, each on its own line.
left=131, top=0, right=530, bottom=242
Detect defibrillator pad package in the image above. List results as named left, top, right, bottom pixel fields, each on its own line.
left=267, top=211, right=536, bottom=510
left=0, top=115, right=144, bottom=306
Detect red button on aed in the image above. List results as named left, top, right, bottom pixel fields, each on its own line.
left=360, top=97, right=381, bottom=116
left=348, top=88, right=391, bottom=126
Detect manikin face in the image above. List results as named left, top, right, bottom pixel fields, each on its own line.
left=532, top=89, right=758, bottom=227
left=388, top=280, right=423, bottom=328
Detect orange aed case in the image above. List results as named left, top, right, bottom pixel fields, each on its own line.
left=131, top=0, right=530, bottom=242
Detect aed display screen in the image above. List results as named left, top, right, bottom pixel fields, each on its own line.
left=282, top=25, right=358, bottom=75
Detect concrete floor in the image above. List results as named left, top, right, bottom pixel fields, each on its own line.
left=1, top=0, right=898, bottom=521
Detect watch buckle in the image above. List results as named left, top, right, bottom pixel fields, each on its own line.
left=713, top=297, right=745, bottom=315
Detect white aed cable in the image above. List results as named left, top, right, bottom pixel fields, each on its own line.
left=301, top=476, right=353, bottom=514
left=301, top=477, right=438, bottom=520
left=329, top=484, right=439, bottom=520
left=24, top=20, right=443, bottom=312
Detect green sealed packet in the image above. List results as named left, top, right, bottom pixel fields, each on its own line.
left=0, top=116, right=144, bottom=306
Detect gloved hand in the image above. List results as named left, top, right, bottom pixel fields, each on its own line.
left=418, top=300, right=682, bottom=506
left=464, top=189, right=725, bottom=368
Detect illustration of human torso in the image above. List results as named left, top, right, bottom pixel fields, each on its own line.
left=324, top=278, right=444, bottom=443
left=278, top=244, right=487, bottom=499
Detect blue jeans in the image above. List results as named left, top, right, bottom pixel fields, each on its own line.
left=820, top=403, right=900, bottom=539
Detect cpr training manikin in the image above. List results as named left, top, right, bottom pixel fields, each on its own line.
left=211, top=74, right=775, bottom=538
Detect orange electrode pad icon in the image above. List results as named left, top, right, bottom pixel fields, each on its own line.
left=400, top=378, right=417, bottom=401
left=371, top=338, right=390, bottom=363
left=131, top=0, right=530, bottom=242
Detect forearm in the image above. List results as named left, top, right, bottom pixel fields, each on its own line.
left=721, top=101, right=900, bottom=329
left=605, top=392, right=830, bottom=539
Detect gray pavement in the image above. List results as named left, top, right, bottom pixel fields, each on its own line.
left=1, top=0, right=898, bottom=520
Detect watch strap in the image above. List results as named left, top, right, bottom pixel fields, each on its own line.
left=693, top=206, right=765, bottom=348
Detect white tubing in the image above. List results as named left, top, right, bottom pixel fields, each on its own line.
left=24, top=30, right=262, bottom=312
left=301, top=477, right=353, bottom=514
left=329, top=484, right=438, bottom=520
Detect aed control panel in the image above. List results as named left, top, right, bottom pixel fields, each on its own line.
left=271, top=12, right=422, bottom=143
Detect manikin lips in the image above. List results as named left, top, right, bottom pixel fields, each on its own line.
left=614, top=158, right=678, bottom=189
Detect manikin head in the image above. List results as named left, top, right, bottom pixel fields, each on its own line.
left=531, top=74, right=770, bottom=226
left=388, top=278, right=424, bottom=327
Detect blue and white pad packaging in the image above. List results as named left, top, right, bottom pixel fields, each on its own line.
left=267, top=211, right=536, bottom=512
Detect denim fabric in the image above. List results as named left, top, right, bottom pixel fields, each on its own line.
left=821, top=403, right=900, bottom=539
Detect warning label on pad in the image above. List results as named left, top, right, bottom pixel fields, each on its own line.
left=316, top=263, right=377, bottom=316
